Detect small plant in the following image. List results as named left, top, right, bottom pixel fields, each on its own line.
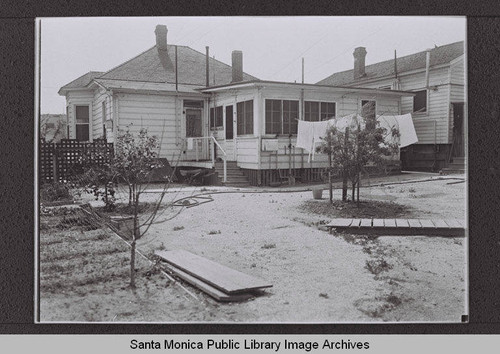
left=365, top=258, right=393, bottom=275
left=408, top=187, right=416, bottom=193
left=261, top=243, right=276, bottom=249
left=40, top=182, right=72, bottom=203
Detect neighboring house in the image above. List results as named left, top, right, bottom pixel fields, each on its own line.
left=59, top=25, right=414, bottom=186
left=317, top=41, right=466, bottom=172
left=40, top=114, right=67, bottom=143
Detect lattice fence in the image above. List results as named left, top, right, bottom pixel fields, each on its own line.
left=39, top=139, right=114, bottom=184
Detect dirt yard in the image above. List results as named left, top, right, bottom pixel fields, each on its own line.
left=39, top=174, right=467, bottom=323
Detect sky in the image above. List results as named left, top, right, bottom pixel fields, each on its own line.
left=40, top=16, right=466, bottom=114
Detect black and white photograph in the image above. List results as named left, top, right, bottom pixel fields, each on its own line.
left=36, top=16, right=467, bottom=323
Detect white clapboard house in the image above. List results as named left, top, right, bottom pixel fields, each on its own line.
left=317, top=42, right=465, bottom=173
left=59, top=25, right=415, bottom=186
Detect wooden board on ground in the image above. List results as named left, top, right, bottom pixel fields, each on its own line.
left=445, top=219, right=463, bottom=228
left=326, top=218, right=353, bottom=228
left=432, top=219, right=449, bottom=228
left=359, top=219, right=372, bottom=227
left=162, top=263, right=253, bottom=302
left=384, top=219, right=397, bottom=227
left=395, top=219, right=409, bottom=228
left=419, top=219, right=435, bottom=228
left=350, top=219, right=362, bottom=227
left=372, top=219, right=384, bottom=227
left=407, top=219, right=422, bottom=228
left=155, top=250, right=272, bottom=294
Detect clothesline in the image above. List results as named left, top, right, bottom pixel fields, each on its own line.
left=295, top=113, right=418, bottom=162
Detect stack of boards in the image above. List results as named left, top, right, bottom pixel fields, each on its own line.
left=155, top=249, right=272, bottom=302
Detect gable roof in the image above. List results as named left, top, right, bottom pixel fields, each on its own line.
left=317, top=41, right=464, bottom=86
left=58, top=71, right=105, bottom=94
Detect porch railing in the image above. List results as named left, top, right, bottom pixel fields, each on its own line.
left=187, top=136, right=227, bottom=183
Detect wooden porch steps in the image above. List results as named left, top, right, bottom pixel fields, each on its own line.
left=214, top=161, right=250, bottom=187
left=326, top=218, right=466, bottom=237
left=155, top=249, right=272, bottom=302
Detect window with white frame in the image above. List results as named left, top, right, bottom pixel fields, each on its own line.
left=75, top=105, right=90, bottom=141
left=210, top=106, right=223, bottom=129
left=265, top=99, right=299, bottom=135
left=413, top=90, right=427, bottom=113
left=304, top=101, right=336, bottom=122
left=237, top=100, right=254, bottom=135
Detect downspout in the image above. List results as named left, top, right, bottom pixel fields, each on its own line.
left=205, top=46, right=210, bottom=88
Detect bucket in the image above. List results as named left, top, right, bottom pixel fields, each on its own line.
left=312, top=188, right=323, bottom=200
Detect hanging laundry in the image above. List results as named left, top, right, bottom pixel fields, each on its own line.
left=395, top=113, right=418, bottom=148
left=296, top=120, right=315, bottom=153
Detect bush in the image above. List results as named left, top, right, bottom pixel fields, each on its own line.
left=40, top=182, right=72, bottom=203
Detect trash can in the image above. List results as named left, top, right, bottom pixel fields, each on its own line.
left=312, top=188, right=323, bottom=200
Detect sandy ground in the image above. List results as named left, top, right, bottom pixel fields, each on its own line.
left=40, top=173, right=467, bottom=323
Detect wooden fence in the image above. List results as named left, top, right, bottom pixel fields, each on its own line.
left=39, top=139, right=114, bottom=184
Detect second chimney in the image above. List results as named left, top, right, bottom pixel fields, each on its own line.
left=232, top=50, right=243, bottom=83
left=353, top=47, right=367, bottom=80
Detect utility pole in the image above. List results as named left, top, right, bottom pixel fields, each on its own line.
left=302, top=58, right=304, bottom=84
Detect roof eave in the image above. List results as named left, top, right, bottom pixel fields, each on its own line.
left=199, top=80, right=415, bottom=97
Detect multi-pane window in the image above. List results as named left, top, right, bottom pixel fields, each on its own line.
left=413, top=90, right=427, bottom=113
left=210, top=106, right=223, bottom=129
left=304, top=101, right=336, bottom=122
left=75, top=105, right=90, bottom=141
left=237, top=100, right=254, bottom=135
left=265, top=99, right=299, bottom=134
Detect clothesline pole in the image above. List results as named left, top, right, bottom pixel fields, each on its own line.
left=328, top=134, right=333, bottom=204
left=342, top=127, right=349, bottom=202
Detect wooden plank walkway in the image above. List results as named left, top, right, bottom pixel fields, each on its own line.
left=326, top=218, right=465, bottom=237
left=155, top=250, right=272, bottom=294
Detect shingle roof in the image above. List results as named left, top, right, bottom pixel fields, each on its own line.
left=97, top=45, right=257, bottom=86
left=317, top=41, right=464, bottom=86
left=58, top=71, right=105, bottom=94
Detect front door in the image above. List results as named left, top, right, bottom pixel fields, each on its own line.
left=186, top=109, right=202, bottom=138
left=452, top=103, right=465, bottom=158
left=185, top=108, right=206, bottom=160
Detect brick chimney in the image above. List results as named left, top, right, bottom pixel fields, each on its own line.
left=231, top=50, right=243, bottom=83
left=353, top=47, right=367, bottom=80
left=155, top=25, right=168, bottom=50
left=155, top=25, right=173, bottom=71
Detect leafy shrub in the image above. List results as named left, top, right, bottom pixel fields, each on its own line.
left=40, top=182, right=72, bottom=202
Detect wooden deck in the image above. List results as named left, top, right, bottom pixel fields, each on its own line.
left=326, top=218, right=466, bottom=237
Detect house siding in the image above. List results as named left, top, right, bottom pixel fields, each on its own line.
left=352, top=66, right=453, bottom=145
left=116, top=93, right=182, bottom=162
